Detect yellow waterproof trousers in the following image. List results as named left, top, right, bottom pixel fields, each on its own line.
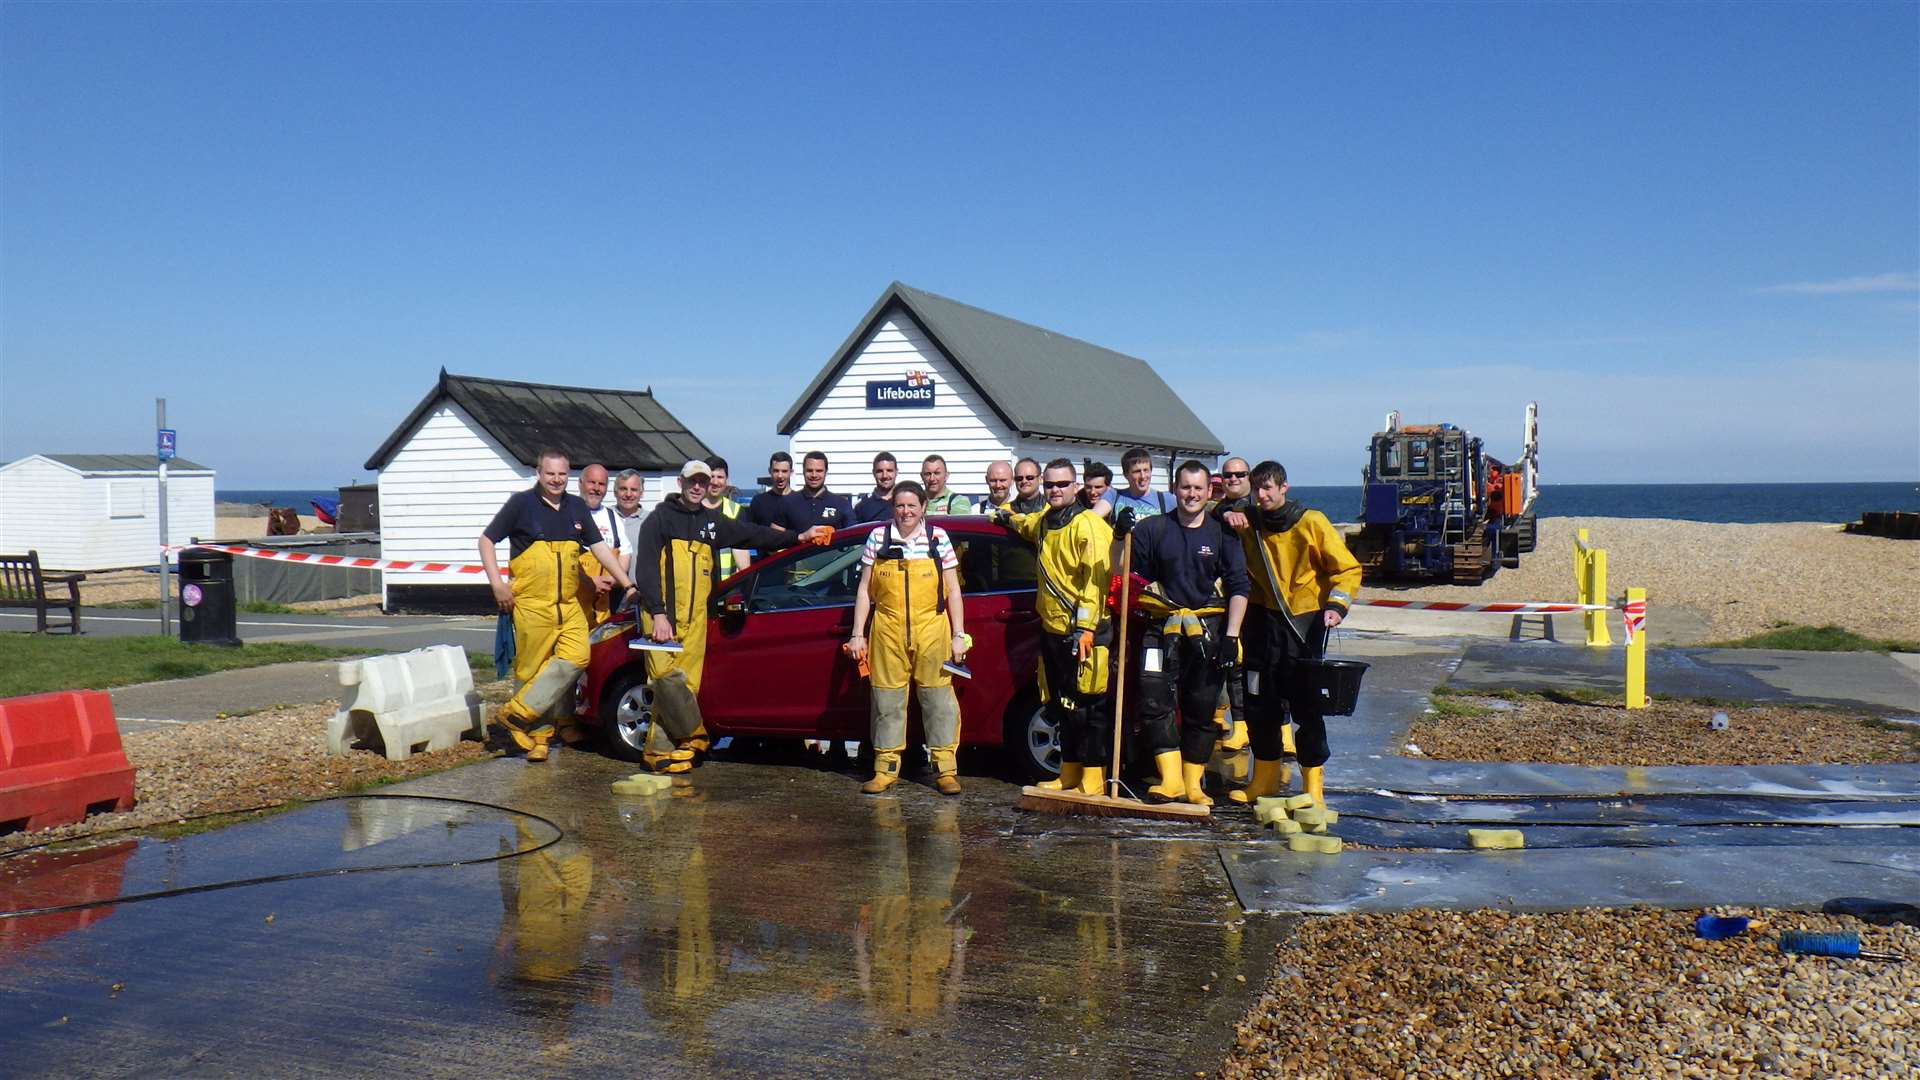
left=503, top=540, right=591, bottom=731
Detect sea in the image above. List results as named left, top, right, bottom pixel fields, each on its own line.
left=221, top=482, right=1920, bottom=525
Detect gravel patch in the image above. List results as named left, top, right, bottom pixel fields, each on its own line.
left=1405, top=695, right=1920, bottom=767
left=1376, top=517, right=1920, bottom=643
left=1, top=694, right=509, bottom=854
left=1221, top=908, right=1919, bottom=1079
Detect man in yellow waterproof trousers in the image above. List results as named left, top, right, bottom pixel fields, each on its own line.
left=480, top=449, right=636, bottom=762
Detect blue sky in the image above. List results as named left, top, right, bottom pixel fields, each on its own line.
left=3, top=1, right=1915, bottom=488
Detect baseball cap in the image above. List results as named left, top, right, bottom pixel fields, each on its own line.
left=680, top=460, right=714, bottom=480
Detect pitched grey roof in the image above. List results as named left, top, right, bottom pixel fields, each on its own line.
left=778, top=282, right=1224, bottom=454
left=364, top=370, right=713, bottom=472
left=42, top=454, right=213, bottom=472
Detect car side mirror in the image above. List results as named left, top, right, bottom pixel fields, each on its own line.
left=718, top=593, right=748, bottom=617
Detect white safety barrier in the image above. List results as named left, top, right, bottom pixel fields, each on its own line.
left=326, top=645, right=484, bottom=762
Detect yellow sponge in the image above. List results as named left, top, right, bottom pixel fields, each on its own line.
left=1467, top=828, right=1525, bottom=850
left=1268, top=816, right=1302, bottom=835
left=1253, top=803, right=1287, bottom=826
left=1291, top=805, right=1338, bottom=828
left=1283, top=793, right=1317, bottom=811
left=612, top=773, right=673, bottom=796
left=1287, top=834, right=1342, bottom=855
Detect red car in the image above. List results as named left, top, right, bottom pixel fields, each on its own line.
left=578, top=516, right=1065, bottom=781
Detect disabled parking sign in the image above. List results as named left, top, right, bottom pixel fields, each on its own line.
left=158, top=429, right=177, bottom=462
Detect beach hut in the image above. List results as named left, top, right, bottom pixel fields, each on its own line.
left=778, top=282, right=1225, bottom=500
left=363, top=370, right=715, bottom=611
left=0, top=453, right=217, bottom=571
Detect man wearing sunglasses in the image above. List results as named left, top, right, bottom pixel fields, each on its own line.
left=1009, top=457, right=1046, bottom=514
left=1207, top=457, right=1262, bottom=765
left=632, top=460, right=823, bottom=773
left=990, top=459, right=1115, bottom=795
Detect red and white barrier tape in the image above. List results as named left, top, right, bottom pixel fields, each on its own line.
left=1357, top=599, right=1611, bottom=614
left=166, top=543, right=1647, bottom=625
left=164, top=543, right=494, bottom=576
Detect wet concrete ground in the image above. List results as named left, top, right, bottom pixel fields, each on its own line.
left=0, top=751, right=1284, bottom=1079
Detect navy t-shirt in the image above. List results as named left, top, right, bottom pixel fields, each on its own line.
left=779, top=488, right=854, bottom=531
left=484, top=488, right=603, bottom=561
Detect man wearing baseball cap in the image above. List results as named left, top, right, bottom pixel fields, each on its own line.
left=630, top=460, right=823, bottom=772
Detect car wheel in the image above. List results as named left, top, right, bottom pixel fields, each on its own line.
left=598, top=669, right=651, bottom=763
left=1003, top=691, right=1061, bottom=784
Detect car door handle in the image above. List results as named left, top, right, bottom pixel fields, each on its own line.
left=996, top=610, right=1039, bottom=623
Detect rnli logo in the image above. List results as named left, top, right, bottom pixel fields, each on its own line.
left=823, top=507, right=839, bottom=520
left=699, top=522, right=718, bottom=542
left=1199, top=545, right=1214, bottom=557
left=906, top=370, right=929, bottom=386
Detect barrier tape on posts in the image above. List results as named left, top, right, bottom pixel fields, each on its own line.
left=165, top=544, right=498, bottom=577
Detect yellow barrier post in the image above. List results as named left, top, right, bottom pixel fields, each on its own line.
left=1574, top=529, right=1612, bottom=647
left=1624, top=586, right=1648, bottom=709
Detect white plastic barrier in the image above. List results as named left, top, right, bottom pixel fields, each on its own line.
left=326, top=645, right=484, bottom=762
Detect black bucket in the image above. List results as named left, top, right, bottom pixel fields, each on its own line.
left=1291, top=658, right=1370, bottom=716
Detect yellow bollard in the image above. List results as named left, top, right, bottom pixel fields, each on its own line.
left=1624, top=586, right=1648, bottom=709
left=1574, top=529, right=1612, bottom=647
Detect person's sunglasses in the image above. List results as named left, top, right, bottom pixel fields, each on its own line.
left=1042, top=479, right=1074, bottom=489
left=1014, top=474, right=1038, bottom=482
left=1222, top=470, right=1249, bottom=479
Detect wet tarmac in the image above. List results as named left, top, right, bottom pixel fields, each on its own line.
left=0, top=753, right=1283, bottom=1079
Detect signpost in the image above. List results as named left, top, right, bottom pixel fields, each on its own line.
left=157, top=401, right=171, bottom=636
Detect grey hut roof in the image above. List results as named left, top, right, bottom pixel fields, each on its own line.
left=778, top=282, right=1224, bottom=455
left=42, top=454, right=213, bottom=472
left=364, top=370, right=713, bottom=472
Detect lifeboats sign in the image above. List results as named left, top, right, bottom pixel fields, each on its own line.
left=866, top=371, right=936, bottom=409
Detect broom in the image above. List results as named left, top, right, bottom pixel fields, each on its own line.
left=1018, top=529, right=1210, bottom=821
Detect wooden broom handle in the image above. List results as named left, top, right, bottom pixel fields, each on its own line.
left=1108, top=530, right=1132, bottom=796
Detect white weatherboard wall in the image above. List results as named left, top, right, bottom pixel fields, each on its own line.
left=0, top=456, right=215, bottom=571
left=376, top=403, right=676, bottom=601
left=786, top=314, right=1190, bottom=506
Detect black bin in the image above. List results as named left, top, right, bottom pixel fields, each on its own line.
left=178, top=547, right=241, bottom=646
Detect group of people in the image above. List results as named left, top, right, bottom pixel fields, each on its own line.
left=478, top=444, right=1361, bottom=815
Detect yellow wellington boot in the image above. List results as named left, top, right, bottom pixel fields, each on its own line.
left=862, top=750, right=902, bottom=795
left=1145, top=751, right=1185, bottom=803
left=1181, top=761, right=1213, bottom=808
left=1077, top=766, right=1106, bottom=797
left=1228, top=758, right=1284, bottom=805
left=1037, top=761, right=1083, bottom=792
left=930, top=747, right=962, bottom=796
left=1281, top=722, right=1298, bottom=759
left=1302, top=765, right=1326, bottom=810
left=526, top=731, right=551, bottom=763
left=1219, top=717, right=1249, bottom=753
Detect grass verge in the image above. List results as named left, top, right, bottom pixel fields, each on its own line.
left=1704, top=623, right=1920, bottom=653
left=0, top=636, right=381, bottom=697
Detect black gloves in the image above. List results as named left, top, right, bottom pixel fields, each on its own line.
left=1213, top=635, right=1241, bottom=672
left=1112, top=506, right=1137, bottom=538
left=989, top=508, right=1015, bottom=529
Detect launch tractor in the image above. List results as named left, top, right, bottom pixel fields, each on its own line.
left=1348, top=403, right=1539, bottom=585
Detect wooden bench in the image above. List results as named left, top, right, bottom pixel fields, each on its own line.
left=0, top=551, right=86, bottom=634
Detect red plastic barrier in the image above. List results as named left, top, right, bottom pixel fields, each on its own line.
left=0, top=690, right=136, bottom=834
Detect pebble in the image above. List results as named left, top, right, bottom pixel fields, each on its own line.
left=1218, top=908, right=1920, bottom=1080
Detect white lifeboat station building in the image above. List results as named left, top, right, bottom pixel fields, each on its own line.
left=778, top=282, right=1224, bottom=499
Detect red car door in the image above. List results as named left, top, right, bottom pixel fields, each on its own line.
left=698, top=535, right=872, bottom=737
left=945, top=522, right=1041, bottom=744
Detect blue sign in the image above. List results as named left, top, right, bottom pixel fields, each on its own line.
left=866, top=379, right=935, bottom=409
left=157, top=429, right=177, bottom=462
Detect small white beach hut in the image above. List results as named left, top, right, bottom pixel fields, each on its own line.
left=362, top=370, right=716, bottom=611
left=0, top=453, right=217, bottom=571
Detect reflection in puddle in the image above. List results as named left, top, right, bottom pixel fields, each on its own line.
left=0, top=840, right=138, bottom=964
left=856, top=799, right=965, bottom=1019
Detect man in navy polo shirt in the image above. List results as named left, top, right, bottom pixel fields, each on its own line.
left=780, top=450, right=854, bottom=532
left=479, top=448, right=635, bottom=762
